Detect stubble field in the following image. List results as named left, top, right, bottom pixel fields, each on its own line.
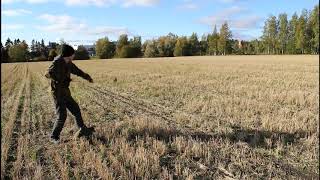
left=1, top=55, right=319, bottom=179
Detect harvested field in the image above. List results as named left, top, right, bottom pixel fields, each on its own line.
left=1, top=55, right=319, bottom=179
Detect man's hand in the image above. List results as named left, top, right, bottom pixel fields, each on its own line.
left=84, top=73, right=93, bottom=83
left=88, top=77, right=94, bottom=83
left=45, top=71, right=51, bottom=79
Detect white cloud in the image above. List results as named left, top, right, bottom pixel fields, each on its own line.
left=177, top=1, right=198, bottom=10
left=218, top=6, right=246, bottom=17
left=88, top=26, right=131, bottom=36
left=26, top=0, right=49, bottom=3
left=2, top=9, right=32, bottom=16
left=37, top=14, right=132, bottom=37
left=218, top=0, right=235, bottom=3
left=122, top=0, right=159, bottom=7
left=2, top=0, right=160, bottom=7
left=231, top=15, right=261, bottom=29
left=38, top=14, right=74, bottom=24
left=198, top=6, right=246, bottom=25
left=63, top=39, right=97, bottom=47
left=216, top=0, right=244, bottom=3
left=2, top=0, right=49, bottom=3
left=2, top=24, right=24, bottom=30
left=65, top=0, right=116, bottom=7
left=198, top=6, right=262, bottom=40
left=67, top=39, right=96, bottom=43
left=65, top=0, right=159, bottom=7
left=232, top=31, right=257, bottom=40
left=198, top=6, right=261, bottom=29
left=1, top=0, right=17, bottom=3
left=37, top=14, right=88, bottom=33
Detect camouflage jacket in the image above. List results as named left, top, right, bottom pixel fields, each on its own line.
left=46, top=56, right=91, bottom=94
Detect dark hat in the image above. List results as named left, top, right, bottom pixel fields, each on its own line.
left=61, top=44, right=75, bottom=57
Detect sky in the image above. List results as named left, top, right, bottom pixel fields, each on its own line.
left=1, top=0, right=318, bottom=47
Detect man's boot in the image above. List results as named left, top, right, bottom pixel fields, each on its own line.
left=75, top=126, right=95, bottom=139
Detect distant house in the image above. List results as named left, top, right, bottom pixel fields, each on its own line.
left=82, top=45, right=96, bottom=56
left=238, top=40, right=243, bottom=49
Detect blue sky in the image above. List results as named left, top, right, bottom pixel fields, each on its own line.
left=1, top=0, right=318, bottom=46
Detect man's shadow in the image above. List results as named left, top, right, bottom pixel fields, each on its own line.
left=84, top=124, right=316, bottom=179
left=124, top=124, right=317, bottom=179
left=123, top=124, right=308, bottom=149
left=79, top=121, right=309, bottom=150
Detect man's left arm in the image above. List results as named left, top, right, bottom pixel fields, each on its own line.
left=70, top=63, right=93, bottom=82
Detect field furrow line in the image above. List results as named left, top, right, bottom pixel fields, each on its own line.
left=27, top=70, right=63, bottom=179
left=1, top=64, right=19, bottom=84
left=12, top=65, right=33, bottom=179
left=80, top=87, right=136, bottom=121
left=7, top=65, right=30, bottom=179
left=64, top=139, right=114, bottom=179
left=1, top=65, right=25, bottom=133
left=76, top=101, right=207, bottom=179
left=1, top=64, right=28, bottom=179
left=85, top=85, right=179, bottom=125
left=84, top=84, right=310, bottom=145
left=1, top=64, right=23, bottom=109
left=84, top=84, right=215, bottom=137
left=44, top=88, right=114, bottom=178
left=78, top=87, right=317, bottom=179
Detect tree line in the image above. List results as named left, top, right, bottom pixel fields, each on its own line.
left=1, top=38, right=91, bottom=63
left=1, top=5, right=318, bottom=63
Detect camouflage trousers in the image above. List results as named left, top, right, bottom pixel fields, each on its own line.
left=51, top=88, right=85, bottom=139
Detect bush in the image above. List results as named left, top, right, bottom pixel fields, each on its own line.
left=74, top=46, right=90, bottom=60
left=8, top=44, right=29, bottom=62
left=95, top=38, right=115, bottom=59
left=32, top=55, right=47, bottom=61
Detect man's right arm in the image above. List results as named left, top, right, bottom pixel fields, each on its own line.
left=70, top=63, right=93, bottom=83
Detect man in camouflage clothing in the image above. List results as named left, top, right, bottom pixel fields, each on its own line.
left=46, top=44, right=94, bottom=144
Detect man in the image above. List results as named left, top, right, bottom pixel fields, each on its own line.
left=46, top=44, right=94, bottom=144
